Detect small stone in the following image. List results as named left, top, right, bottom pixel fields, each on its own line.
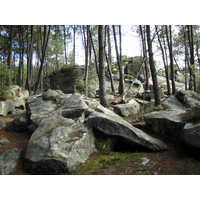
left=0, top=137, right=9, bottom=145
left=137, top=157, right=150, bottom=166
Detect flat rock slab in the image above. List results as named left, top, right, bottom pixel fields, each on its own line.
left=144, top=110, right=186, bottom=144
left=88, top=111, right=169, bottom=151
left=162, top=96, right=186, bottom=110
left=0, top=148, right=22, bottom=175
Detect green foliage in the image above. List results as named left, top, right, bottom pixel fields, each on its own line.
left=196, top=72, right=200, bottom=94
left=69, top=151, right=147, bottom=175
left=124, top=74, right=134, bottom=79
left=156, top=68, right=165, bottom=77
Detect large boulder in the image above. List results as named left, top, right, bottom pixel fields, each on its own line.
left=88, top=110, right=169, bottom=151
left=0, top=148, right=22, bottom=175
left=113, top=99, right=140, bottom=117
left=183, top=123, right=200, bottom=148
left=176, top=90, right=200, bottom=108
left=0, top=85, right=29, bottom=116
left=162, top=96, right=187, bottom=110
left=6, top=111, right=31, bottom=132
left=25, top=115, right=95, bottom=174
left=144, top=110, right=187, bottom=144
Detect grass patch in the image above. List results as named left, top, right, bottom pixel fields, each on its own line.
left=185, top=158, right=200, bottom=175
left=69, top=151, right=148, bottom=175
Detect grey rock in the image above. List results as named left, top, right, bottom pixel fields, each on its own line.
left=0, top=148, right=22, bottom=175
left=183, top=123, right=200, bottom=148
left=144, top=110, right=186, bottom=144
left=25, top=116, right=94, bottom=174
left=162, top=96, right=186, bottom=110
left=113, top=99, right=140, bottom=117
left=42, top=89, right=58, bottom=101
left=88, top=111, right=169, bottom=151
left=176, top=90, right=200, bottom=108
left=0, top=119, right=6, bottom=130
left=137, top=157, right=150, bottom=166
left=6, top=111, right=30, bottom=132
left=0, top=137, right=9, bottom=145
left=61, top=93, right=88, bottom=118
left=27, top=124, right=36, bottom=134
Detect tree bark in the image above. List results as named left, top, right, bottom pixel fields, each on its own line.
left=155, top=25, right=170, bottom=95
left=18, top=26, right=22, bottom=87
left=63, top=25, right=68, bottom=66
left=165, top=25, right=176, bottom=95
left=146, top=25, right=160, bottom=106
left=105, top=25, right=115, bottom=94
left=112, top=25, right=124, bottom=95
left=8, top=25, right=13, bottom=85
left=34, top=25, right=51, bottom=94
left=139, top=25, right=149, bottom=90
left=98, top=25, right=108, bottom=107
left=73, top=25, right=76, bottom=66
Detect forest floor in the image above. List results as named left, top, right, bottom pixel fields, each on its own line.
left=1, top=95, right=200, bottom=175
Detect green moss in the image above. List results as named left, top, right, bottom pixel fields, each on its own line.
left=70, top=151, right=148, bottom=175
left=185, top=158, right=200, bottom=175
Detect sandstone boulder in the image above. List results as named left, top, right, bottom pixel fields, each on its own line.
left=162, top=96, right=186, bottom=110
left=113, top=99, right=140, bottom=117
left=0, top=148, right=21, bottom=175
left=25, top=115, right=95, bottom=174
left=144, top=110, right=186, bottom=144
left=88, top=111, right=169, bottom=151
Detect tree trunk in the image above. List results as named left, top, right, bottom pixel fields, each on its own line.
left=155, top=25, right=170, bottom=95
left=187, top=25, right=193, bottom=90
left=146, top=25, right=160, bottom=106
left=98, top=25, right=108, bottom=107
left=139, top=25, right=149, bottom=90
left=18, top=26, right=22, bottom=87
left=104, top=25, right=115, bottom=94
left=112, top=25, right=124, bottom=95
left=34, top=25, right=51, bottom=94
left=166, top=25, right=176, bottom=95
left=8, top=25, right=13, bottom=85
left=21, top=26, right=25, bottom=88
left=73, top=25, right=76, bottom=66
left=63, top=25, right=68, bottom=66
left=89, top=27, right=98, bottom=75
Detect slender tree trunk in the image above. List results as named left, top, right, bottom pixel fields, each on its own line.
left=139, top=25, right=149, bottom=90
left=21, top=26, right=25, bottom=88
left=104, top=25, right=115, bottom=94
left=73, top=25, right=76, bottom=66
left=8, top=25, right=13, bottom=85
left=89, top=27, right=98, bottom=75
left=146, top=25, right=160, bottom=106
left=112, top=25, right=124, bottom=95
left=18, top=26, right=22, bottom=87
left=184, top=27, right=189, bottom=90
left=107, top=26, right=112, bottom=69
left=187, top=25, right=193, bottom=90
left=63, top=25, right=68, bottom=66
left=155, top=25, right=170, bottom=95
left=98, top=25, right=108, bottom=107
left=196, top=40, right=200, bottom=71
left=34, top=25, right=51, bottom=94
left=166, top=25, right=176, bottom=94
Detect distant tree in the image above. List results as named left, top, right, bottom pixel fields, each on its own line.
left=8, top=25, right=13, bottom=85
left=146, top=25, right=160, bottom=106
left=112, top=25, right=124, bottom=95
left=98, top=25, right=108, bottom=107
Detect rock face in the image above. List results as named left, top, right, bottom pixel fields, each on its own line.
left=6, top=111, right=31, bottom=132
left=0, top=137, right=9, bottom=145
left=25, top=116, right=95, bottom=174
left=88, top=110, right=169, bottom=151
left=176, top=90, right=200, bottom=108
left=113, top=99, right=140, bottom=117
left=0, top=148, right=21, bottom=175
left=183, top=123, right=200, bottom=148
left=0, top=85, right=29, bottom=116
left=0, top=119, right=6, bottom=130
left=144, top=110, right=186, bottom=144
left=162, top=96, right=186, bottom=110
